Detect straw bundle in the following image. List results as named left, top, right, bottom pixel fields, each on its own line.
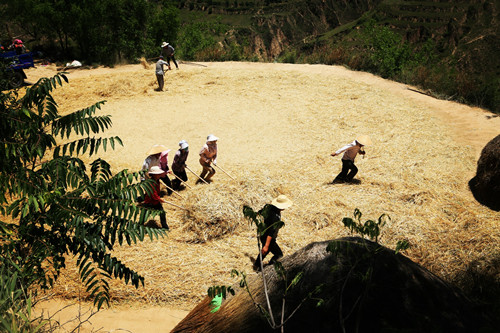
left=180, top=176, right=282, bottom=243
left=140, top=57, right=150, bottom=69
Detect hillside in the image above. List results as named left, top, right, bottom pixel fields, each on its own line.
left=173, top=0, right=500, bottom=112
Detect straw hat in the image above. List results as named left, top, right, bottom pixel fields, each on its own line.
left=206, top=134, right=219, bottom=142
left=160, top=149, right=171, bottom=158
left=147, top=144, right=167, bottom=155
left=149, top=166, right=165, bottom=175
left=356, top=135, right=372, bottom=146
left=271, top=195, right=293, bottom=209
left=161, top=42, right=169, bottom=47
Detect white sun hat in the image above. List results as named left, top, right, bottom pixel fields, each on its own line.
left=161, top=42, right=169, bottom=47
left=355, top=135, right=372, bottom=146
left=271, top=195, right=293, bottom=209
left=179, top=140, right=189, bottom=149
left=149, top=166, right=165, bottom=175
left=206, top=134, right=219, bottom=142
left=147, top=144, right=168, bottom=155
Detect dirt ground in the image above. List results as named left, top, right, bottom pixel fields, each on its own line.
left=26, top=61, right=500, bottom=332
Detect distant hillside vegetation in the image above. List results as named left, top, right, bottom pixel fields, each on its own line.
left=173, top=0, right=500, bottom=113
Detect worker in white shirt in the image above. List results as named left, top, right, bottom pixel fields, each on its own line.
left=330, top=135, right=372, bottom=183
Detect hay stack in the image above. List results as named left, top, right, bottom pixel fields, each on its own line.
left=180, top=176, right=283, bottom=243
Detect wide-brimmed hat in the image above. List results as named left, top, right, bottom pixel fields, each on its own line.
left=179, top=140, right=189, bottom=149
left=147, top=144, right=168, bottom=155
left=356, top=135, right=372, bottom=146
left=160, top=149, right=171, bottom=158
left=206, top=134, right=219, bottom=142
left=271, top=195, right=293, bottom=209
left=149, top=166, right=165, bottom=175
left=161, top=42, right=169, bottom=47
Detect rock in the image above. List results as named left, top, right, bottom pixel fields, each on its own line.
left=469, top=134, right=500, bottom=211
left=172, top=237, right=490, bottom=333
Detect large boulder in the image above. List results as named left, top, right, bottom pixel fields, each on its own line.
left=172, top=237, right=490, bottom=333
left=469, top=134, right=500, bottom=211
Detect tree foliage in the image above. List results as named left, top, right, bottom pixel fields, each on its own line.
left=0, top=73, right=166, bottom=310
left=2, top=0, right=179, bottom=64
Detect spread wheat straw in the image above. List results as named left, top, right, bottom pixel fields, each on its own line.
left=28, top=62, right=500, bottom=310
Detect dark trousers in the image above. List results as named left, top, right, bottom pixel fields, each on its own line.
left=335, top=159, right=358, bottom=181
left=254, top=237, right=283, bottom=268
left=156, top=74, right=164, bottom=90
left=143, top=202, right=168, bottom=229
left=166, top=55, right=178, bottom=69
left=172, top=170, right=187, bottom=190
left=160, top=175, right=173, bottom=195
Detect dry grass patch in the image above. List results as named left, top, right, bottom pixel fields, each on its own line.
left=32, top=62, right=500, bottom=310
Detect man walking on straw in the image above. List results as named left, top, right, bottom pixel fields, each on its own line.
left=171, top=140, right=189, bottom=190
left=142, top=166, right=170, bottom=230
left=253, top=195, right=293, bottom=272
left=155, top=55, right=169, bottom=91
left=161, top=42, right=179, bottom=70
left=330, top=135, right=372, bottom=183
left=197, top=134, right=218, bottom=184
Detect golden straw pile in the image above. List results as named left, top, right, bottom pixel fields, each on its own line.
left=33, top=62, right=500, bottom=310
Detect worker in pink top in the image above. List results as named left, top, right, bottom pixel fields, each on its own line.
left=331, top=135, right=372, bottom=183
left=197, top=134, right=218, bottom=183
left=142, top=166, right=169, bottom=229
left=142, top=144, right=173, bottom=195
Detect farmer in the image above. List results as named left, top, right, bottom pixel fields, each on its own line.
left=142, top=166, right=169, bottom=230
left=253, top=194, right=293, bottom=271
left=155, top=55, right=169, bottom=91
left=161, top=42, right=179, bottom=70
left=142, top=144, right=173, bottom=195
left=330, top=135, right=372, bottom=183
left=197, top=134, right=218, bottom=184
left=171, top=140, right=189, bottom=190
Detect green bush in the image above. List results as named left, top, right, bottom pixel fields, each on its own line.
left=177, top=23, right=217, bottom=60
left=278, top=49, right=297, bottom=63
left=0, top=256, right=46, bottom=332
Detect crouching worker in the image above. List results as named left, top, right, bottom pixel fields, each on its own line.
left=142, top=166, right=169, bottom=230
left=331, top=135, right=372, bottom=183
left=253, top=195, right=293, bottom=271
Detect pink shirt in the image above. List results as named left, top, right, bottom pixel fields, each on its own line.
left=159, top=150, right=170, bottom=171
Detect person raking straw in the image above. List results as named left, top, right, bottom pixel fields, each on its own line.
left=197, top=134, right=218, bottom=184
left=142, top=166, right=169, bottom=230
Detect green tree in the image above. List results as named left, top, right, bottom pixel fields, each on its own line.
left=3, top=0, right=179, bottom=64
left=146, top=3, right=180, bottom=59
left=0, top=73, right=166, bottom=311
left=363, top=20, right=411, bottom=78
left=177, top=22, right=217, bottom=60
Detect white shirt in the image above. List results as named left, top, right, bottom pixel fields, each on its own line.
left=335, top=140, right=362, bottom=161
left=141, top=155, right=160, bottom=180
